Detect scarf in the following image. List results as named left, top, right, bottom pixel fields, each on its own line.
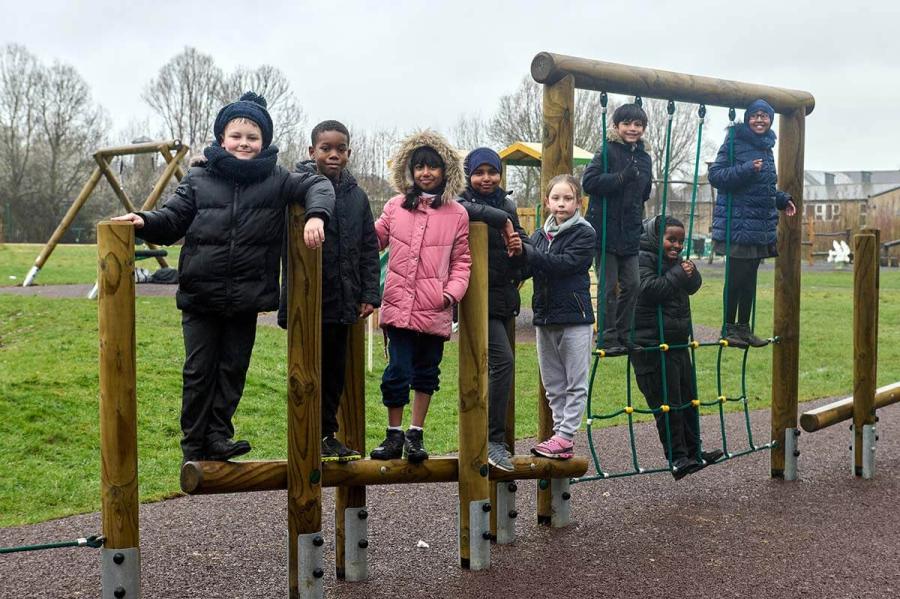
left=203, top=143, right=279, bottom=184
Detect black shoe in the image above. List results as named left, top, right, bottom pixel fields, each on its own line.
left=322, top=435, right=362, bottom=463
left=671, top=456, right=701, bottom=480
left=205, top=438, right=251, bottom=461
left=181, top=451, right=204, bottom=466
left=722, top=324, right=749, bottom=349
left=404, top=428, right=429, bottom=464
left=370, top=428, right=405, bottom=460
left=737, top=324, right=769, bottom=348
left=701, top=449, right=724, bottom=465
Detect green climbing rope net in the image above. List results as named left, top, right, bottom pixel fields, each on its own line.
left=576, top=97, right=777, bottom=483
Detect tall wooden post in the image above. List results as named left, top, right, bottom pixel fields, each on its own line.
left=852, top=233, right=878, bottom=476
left=287, top=206, right=323, bottom=598
left=458, top=223, right=490, bottom=569
left=538, top=74, right=575, bottom=519
left=334, top=320, right=367, bottom=580
left=97, top=222, right=141, bottom=598
left=770, top=108, right=805, bottom=479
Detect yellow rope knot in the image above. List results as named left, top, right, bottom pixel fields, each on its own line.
left=718, top=395, right=727, bottom=404
left=719, top=339, right=729, bottom=347
left=690, top=341, right=700, bottom=349
left=661, top=405, right=670, bottom=413
left=659, top=343, right=669, bottom=352
left=624, top=406, right=634, bottom=414
left=691, top=399, right=701, bottom=407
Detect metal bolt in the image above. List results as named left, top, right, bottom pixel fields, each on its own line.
left=794, top=429, right=801, bottom=437
left=562, top=491, right=571, bottom=501
left=358, top=539, right=369, bottom=549
left=313, top=568, right=324, bottom=579
left=539, top=479, right=549, bottom=490
left=482, top=503, right=492, bottom=513
left=793, top=450, right=800, bottom=457
left=875, top=416, right=880, bottom=423
left=507, top=482, right=517, bottom=493
left=312, top=535, right=324, bottom=547
left=358, top=509, right=368, bottom=520
left=114, top=587, right=126, bottom=598
left=482, top=532, right=492, bottom=540
left=479, top=464, right=489, bottom=477
left=113, top=553, right=125, bottom=565
left=509, top=510, right=518, bottom=519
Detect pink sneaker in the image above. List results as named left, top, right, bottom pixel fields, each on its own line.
left=531, top=435, right=574, bottom=459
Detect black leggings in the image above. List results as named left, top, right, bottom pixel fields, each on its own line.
left=725, top=257, right=761, bottom=325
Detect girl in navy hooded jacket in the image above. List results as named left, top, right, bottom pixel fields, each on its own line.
left=708, top=99, right=796, bottom=348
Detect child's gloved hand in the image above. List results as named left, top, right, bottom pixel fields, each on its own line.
left=304, top=217, right=325, bottom=249
left=111, top=213, right=145, bottom=228
left=618, top=161, right=639, bottom=184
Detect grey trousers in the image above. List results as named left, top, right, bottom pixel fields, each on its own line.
left=601, top=252, right=639, bottom=345
left=535, top=324, right=593, bottom=440
left=488, top=318, right=515, bottom=445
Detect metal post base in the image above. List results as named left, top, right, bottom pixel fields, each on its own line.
left=783, top=427, right=800, bottom=481
left=23, top=266, right=39, bottom=287
left=101, top=547, right=140, bottom=599
left=550, top=478, right=571, bottom=528
left=466, top=500, right=491, bottom=571
left=88, top=281, right=99, bottom=300
left=495, top=482, right=517, bottom=545
left=296, top=532, right=324, bottom=599
left=862, top=424, right=876, bottom=479
left=343, top=507, right=368, bottom=581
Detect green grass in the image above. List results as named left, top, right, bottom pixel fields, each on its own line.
left=0, top=243, right=899, bottom=527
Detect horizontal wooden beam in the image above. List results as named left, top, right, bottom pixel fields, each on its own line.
left=531, top=52, right=815, bottom=115
left=800, top=382, right=900, bottom=432
left=181, top=456, right=589, bottom=495
left=95, top=140, right=183, bottom=158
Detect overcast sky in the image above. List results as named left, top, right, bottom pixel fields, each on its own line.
left=4, top=0, right=899, bottom=171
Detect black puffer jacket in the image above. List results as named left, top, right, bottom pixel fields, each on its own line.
left=138, top=164, right=334, bottom=315
left=525, top=214, right=596, bottom=326
left=582, top=128, right=652, bottom=256
left=458, top=188, right=528, bottom=320
left=633, top=216, right=702, bottom=347
left=277, top=162, right=381, bottom=326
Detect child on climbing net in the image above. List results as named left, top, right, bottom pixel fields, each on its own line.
left=631, top=215, right=723, bottom=479
left=369, top=130, right=471, bottom=464
left=708, top=98, right=797, bottom=349
left=525, top=174, right=596, bottom=459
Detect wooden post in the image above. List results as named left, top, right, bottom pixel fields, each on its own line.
left=138, top=144, right=189, bottom=212
left=97, top=221, right=141, bottom=597
left=770, top=108, right=805, bottom=478
left=23, top=166, right=104, bottom=286
left=853, top=233, right=878, bottom=475
left=457, top=222, right=490, bottom=569
left=538, top=74, right=574, bottom=520
left=334, top=320, right=366, bottom=579
left=286, top=205, right=323, bottom=598
left=806, top=219, right=815, bottom=266
left=158, top=144, right=187, bottom=183
left=800, top=382, right=899, bottom=433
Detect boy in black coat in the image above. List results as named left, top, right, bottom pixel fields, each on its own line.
left=114, top=92, right=335, bottom=463
left=277, top=120, right=381, bottom=461
left=631, top=215, right=722, bottom=479
left=582, top=103, right=652, bottom=356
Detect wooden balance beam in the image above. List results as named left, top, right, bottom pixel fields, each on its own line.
left=181, top=456, right=589, bottom=495
left=800, top=382, right=900, bottom=433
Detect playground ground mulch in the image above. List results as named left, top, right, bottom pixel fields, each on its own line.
left=2, top=399, right=899, bottom=599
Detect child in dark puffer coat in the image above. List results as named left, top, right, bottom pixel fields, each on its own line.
left=113, top=92, right=335, bottom=464
left=708, top=98, right=797, bottom=349
left=631, top=215, right=723, bottom=479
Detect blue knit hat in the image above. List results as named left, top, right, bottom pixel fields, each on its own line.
left=464, top=147, right=502, bottom=178
left=213, top=91, right=274, bottom=148
left=744, top=99, right=775, bottom=124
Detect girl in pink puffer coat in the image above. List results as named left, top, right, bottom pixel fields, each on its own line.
left=370, top=130, right=471, bottom=464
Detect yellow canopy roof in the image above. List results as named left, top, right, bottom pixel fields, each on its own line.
left=499, top=142, right=594, bottom=167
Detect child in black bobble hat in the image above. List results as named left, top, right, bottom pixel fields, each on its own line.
left=113, top=91, right=335, bottom=464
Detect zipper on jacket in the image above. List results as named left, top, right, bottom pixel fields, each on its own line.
left=226, top=182, right=238, bottom=307
left=573, top=292, right=586, bottom=319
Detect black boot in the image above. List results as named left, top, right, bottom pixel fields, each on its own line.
left=722, top=323, right=749, bottom=349
left=404, top=428, right=429, bottom=464
left=737, top=324, right=769, bottom=348
left=322, top=435, right=362, bottom=463
left=205, top=438, right=251, bottom=461
left=370, top=428, right=404, bottom=460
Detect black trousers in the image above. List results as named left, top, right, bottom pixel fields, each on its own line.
left=632, top=349, right=700, bottom=462
left=725, top=257, right=761, bottom=325
left=488, top=318, right=515, bottom=445
left=180, top=310, right=258, bottom=458
left=321, top=323, right=350, bottom=436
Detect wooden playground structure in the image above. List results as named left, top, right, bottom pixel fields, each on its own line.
left=89, top=53, right=896, bottom=599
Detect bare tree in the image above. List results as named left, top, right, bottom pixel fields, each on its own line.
left=449, top=113, right=489, bottom=154
left=143, top=47, right=223, bottom=151
left=348, top=127, right=397, bottom=216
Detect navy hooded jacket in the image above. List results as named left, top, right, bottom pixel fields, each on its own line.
left=708, top=108, right=790, bottom=247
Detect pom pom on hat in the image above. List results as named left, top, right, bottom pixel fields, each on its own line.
left=213, top=91, right=274, bottom=148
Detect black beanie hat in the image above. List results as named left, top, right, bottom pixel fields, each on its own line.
left=213, top=91, right=274, bottom=148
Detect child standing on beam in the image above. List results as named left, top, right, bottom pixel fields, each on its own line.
left=631, top=215, right=723, bottom=479
left=582, top=103, right=653, bottom=357
left=277, top=120, right=381, bottom=462
left=370, top=130, right=471, bottom=463
left=458, top=147, right=528, bottom=472
left=113, top=92, right=335, bottom=464
left=525, top=174, right=596, bottom=459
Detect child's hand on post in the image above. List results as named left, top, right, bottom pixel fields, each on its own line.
left=752, top=159, right=763, bottom=172
left=111, top=213, right=145, bottom=228
left=442, top=293, right=453, bottom=309
left=304, top=217, right=325, bottom=249
left=785, top=199, right=797, bottom=216
left=358, top=303, right=374, bottom=319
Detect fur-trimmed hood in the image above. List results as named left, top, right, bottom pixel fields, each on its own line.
left=390, top=129, right=465, bottom=204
